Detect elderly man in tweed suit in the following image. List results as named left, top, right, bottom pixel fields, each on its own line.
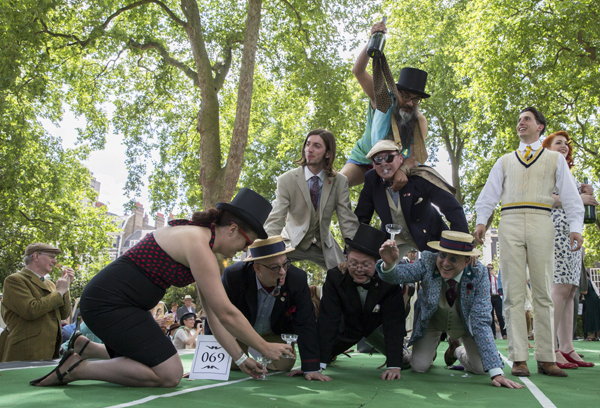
left=0, top=243, right=73, bottom=362
left=377, top=231, right=523, bottom=389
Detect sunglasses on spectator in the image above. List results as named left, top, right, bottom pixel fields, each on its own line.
left=372, top=153, right=398, bottom=165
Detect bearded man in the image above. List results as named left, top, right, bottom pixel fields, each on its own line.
left=341, top=20, right=430, bottom=192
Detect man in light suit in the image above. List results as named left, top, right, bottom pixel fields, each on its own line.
left=264, top=129, right=359, bottom=270
left=0, top=243, right=73, bottom=362
left=378, top=231, right=523, bottom=389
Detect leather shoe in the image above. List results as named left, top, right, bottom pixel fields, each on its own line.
left=511, top=361, right=530, bottom=376
left=537, top=362, right=567, bottom=377
left=561, top=350, right=595, bottom=367
left=444, top=338, right=461, bottom=366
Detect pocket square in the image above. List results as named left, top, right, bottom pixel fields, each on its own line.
left=372, top=304, right=381, bottom=313
left=415, top=197, right=424, bottom=205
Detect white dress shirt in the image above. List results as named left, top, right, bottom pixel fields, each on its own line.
left=475, top=140, right=584, bottom=234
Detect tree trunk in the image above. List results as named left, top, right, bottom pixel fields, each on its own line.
left=182, top=0, right=263, bottom=209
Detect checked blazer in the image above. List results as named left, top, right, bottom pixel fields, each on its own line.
left=377, top=252, right=503, bottom=372
left=0, top=268, right=71, bottom=362
left=355, top=169, right=468, bottom=251
left=207, top=261, right=320, bottom=372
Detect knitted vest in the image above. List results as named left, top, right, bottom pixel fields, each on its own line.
left=500, top=148, right=558, bottom=215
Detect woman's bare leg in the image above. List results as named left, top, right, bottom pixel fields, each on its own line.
left=551, top=283, right=574, bottom=363
left=557, top=285, right=583, bottom=360
left=38, top=353, right=183, bottom=387
left=73, top=335, right=110, bottom=360
left=340, top=163, right=368, bottom=188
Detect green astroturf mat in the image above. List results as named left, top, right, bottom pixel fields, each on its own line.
left=2, top=340, right=599, bottom=408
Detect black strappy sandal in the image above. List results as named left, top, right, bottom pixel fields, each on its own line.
left=67, top=332, right=91, bottom=357
left=30, top=349, right=84, bottom=386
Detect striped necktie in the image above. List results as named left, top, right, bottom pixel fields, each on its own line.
left=524, top=146, right=532, bottom=160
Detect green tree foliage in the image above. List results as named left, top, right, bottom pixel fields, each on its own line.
left=0, top=2, right=119, bottom=287
left=9, top=0, right=375, bottom=217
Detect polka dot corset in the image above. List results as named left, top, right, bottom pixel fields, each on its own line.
left=122, top=220, right=215, bottom=289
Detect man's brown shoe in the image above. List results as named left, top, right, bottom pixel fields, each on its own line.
left=537, top=362, right=567, bottom=377
left=444, top=338, right=461, bottom=366
left=511, top=361, right=530, bottom=376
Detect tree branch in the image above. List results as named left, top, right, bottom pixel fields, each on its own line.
left=39, top=0, right=186, bottom=48
left=213, top=46, right=233, bottom=93
left=577, top=30, right=597, bottom=62
left=278, top=0, right=311, bottom=46
left=128, top=40, right=199, bottom=87
left=19, top=210, right=54, bottom=225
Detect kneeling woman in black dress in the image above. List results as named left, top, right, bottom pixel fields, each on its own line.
left=33, top=188, right=292, bottom=387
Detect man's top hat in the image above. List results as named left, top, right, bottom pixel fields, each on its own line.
left=344, top=223, right=388, bottom=260
left=216, top=188, right=272, bottom=239
left=396, top=67, right=430, bottom=99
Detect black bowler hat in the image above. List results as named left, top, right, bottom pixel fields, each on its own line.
left=179, top=312, right=197, bottom=325
left=216, top=188, right=272, bottom=239
left=345, top=223, right=388, bottom=260
left=396, top=67, right=430, bottom=99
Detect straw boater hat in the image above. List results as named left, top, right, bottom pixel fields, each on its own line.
left=427, top=231, right=482, bottom=257
left=215, top=187, right=272, bottom=239
left=366, top=140, right=400, bottom=160
left=243, top=236, right=294, bottom=262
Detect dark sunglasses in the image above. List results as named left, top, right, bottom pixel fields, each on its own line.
left=439, top=252, right=464, bottom=263
left=372, top=153, right=398, bottom=165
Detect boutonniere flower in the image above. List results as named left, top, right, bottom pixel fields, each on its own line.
left=286, top=305, right=297, bottom=316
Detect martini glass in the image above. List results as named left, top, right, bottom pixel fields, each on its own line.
left=385, top=224, right=403, bottom=242
left=257, top=355, right=272, bottom=380
left=281, top=333, right=298, bottom=359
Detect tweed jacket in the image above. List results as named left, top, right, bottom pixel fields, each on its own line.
left=355, top=169, right=469, bottom=251
left=0, top=268, right=71, bottom=362
left=377, top=252, right=502, bottom=372
left=206, top=261, right=321, bottom=372
left=264, top=167, right=359, bottom=268
left=317, top=266, right=406, bottom=367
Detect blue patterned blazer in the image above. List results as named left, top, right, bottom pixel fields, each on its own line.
left=377, top=251, right=503, bottom=372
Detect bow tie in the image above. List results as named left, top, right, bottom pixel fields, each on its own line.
left=354, top=280, right=372, bottom=290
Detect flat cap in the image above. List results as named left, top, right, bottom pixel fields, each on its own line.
left=24, top=243, right=61, bottom=256
left=366, top=140, right=400, bottom=159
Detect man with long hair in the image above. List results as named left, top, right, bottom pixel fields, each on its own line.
left=264, top=129, right=359, bottom=270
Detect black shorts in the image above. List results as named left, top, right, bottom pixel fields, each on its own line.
left=80, top=257, right=177, bottom=367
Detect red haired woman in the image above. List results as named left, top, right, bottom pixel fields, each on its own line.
left=542, top=131, right=597, bottom=368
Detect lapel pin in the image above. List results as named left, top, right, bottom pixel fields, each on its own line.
left=280, top=297, right=285, bottom=302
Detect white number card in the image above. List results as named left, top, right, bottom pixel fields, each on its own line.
left=189, top=335, right=232, bottom=380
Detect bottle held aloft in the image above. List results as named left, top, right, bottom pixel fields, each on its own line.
left=583, top=177, right=597, bottom=224
left=367, top=17, right=387, bottom=59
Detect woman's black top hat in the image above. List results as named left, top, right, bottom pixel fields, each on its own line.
left=344, top=223, right=388, bottom=259
left=396, top=67, right=430, bottom=98
left=216, top=188, right=272, bottom=239
left=179, top=312, right=197, bottom=325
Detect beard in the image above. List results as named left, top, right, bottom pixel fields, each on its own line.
left=392, top=98, right=418, bottom=150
